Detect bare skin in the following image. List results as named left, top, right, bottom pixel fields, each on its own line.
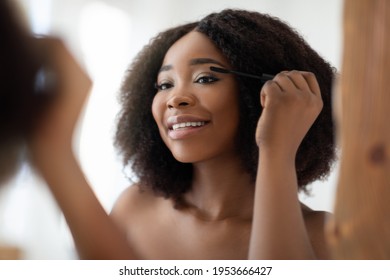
left=23, top=30, right=331, bottom=260
left=111, top=185, right=329, bottom=259
left=111, top=31, right=331, bottom=260
left=29, top=32, right=330, bottom=260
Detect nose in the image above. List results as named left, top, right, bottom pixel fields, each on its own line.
left=167, top=91, right=196, bottom=109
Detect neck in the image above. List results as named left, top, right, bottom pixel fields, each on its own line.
left=182, top=154, right=254, bottom=222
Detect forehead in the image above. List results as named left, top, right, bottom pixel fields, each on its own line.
left=162, top=31, right=230, bottom=67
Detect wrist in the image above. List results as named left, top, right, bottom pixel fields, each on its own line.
left=258, top=145, right=297, bottom=166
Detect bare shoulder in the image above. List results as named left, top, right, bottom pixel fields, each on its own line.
left=301, top=203, right=332, bottom=259
left=110, top=184, right=160, bottom=228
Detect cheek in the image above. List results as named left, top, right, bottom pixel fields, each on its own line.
left=200, top=90, right=241, bottom=151
left=219, top=105, right=240, bottom=142
left=151, top=96, right=168, bottom=141
left=151, top=95, right=164, bottom=126
left=206, top=90, right=240, bottom=126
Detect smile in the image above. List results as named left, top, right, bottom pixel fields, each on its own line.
left=172, top=122, right=206, bottom=131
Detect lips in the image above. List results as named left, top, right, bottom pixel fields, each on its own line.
left=166, top=115, right=209, bottom=139
left=172, top=121, right=206, bottom=130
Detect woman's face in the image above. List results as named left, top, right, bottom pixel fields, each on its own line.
left=152, top=31, right=240, bottom=163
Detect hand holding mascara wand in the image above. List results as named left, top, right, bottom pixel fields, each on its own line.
left=210, top=66, right=274, bottom=83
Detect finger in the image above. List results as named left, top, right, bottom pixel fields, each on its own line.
left=35, top=37, right=92, bottom=120
left=301, top=71, right=321, bottom=96
left=285, top=70, right=312, bottom=92
left=260, top=80, right=282, bottom=107
left=272, top=71, right=297, bottom=92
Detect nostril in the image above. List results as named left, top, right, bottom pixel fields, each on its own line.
left=167, top=96, right=193, bottom=109
left=168, top=102, right=187, bottom=109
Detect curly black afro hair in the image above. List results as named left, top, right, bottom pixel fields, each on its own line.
left=0, top=0, right=47, bottom=183
left=115, top=9, right=336, bottom=199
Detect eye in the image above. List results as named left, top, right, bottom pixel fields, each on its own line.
left=195, top=75, right=219, bottom=84
left=155, top=81, right=174, bottom=91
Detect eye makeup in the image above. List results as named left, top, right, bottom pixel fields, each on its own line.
left=210, top=66, right=274, bottom=83
left=154, top=70, right=220, bottom=91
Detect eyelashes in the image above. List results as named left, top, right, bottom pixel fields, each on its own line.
left=154, top=74, right=220, bottom=92
left=195, top=75, right=219, bottom=84
left=154, top=81, right=173, bottom=91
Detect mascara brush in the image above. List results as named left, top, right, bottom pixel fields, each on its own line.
left=210, top=66, right=274, bottom=83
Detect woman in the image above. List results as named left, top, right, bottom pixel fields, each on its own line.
left=112, top=9, right=336, bottom=259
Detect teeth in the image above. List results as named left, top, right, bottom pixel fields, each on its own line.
left=172, top=121, right=205, bottom=130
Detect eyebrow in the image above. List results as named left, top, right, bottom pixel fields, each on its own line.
left=158, top=58, right=226, bottom=73
left=189, top=58, right=226, bottom=67
left=159, top=65, right=172, bottom=73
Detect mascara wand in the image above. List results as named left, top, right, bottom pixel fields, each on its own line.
left=210, top=66, right=274, bottom=83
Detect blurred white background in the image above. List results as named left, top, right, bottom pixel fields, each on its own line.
left=0, top=0, right=342, bottom=259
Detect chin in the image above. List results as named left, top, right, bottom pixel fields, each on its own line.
left=170, top=148, right=210, bottom=163
left=172, top=153, right=201, bottom=163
